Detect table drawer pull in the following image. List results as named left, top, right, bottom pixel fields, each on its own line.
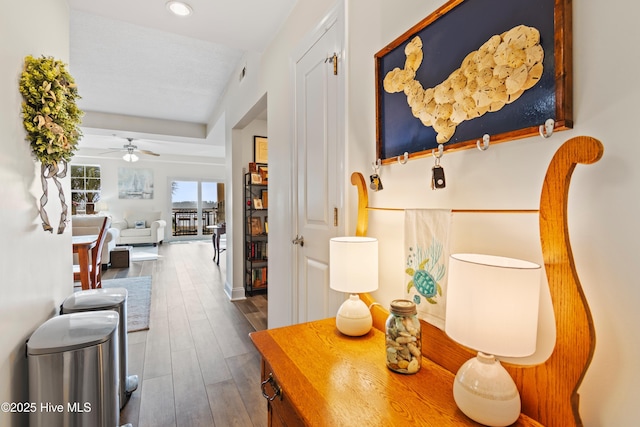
left=261, top=373, right=282, bottom=401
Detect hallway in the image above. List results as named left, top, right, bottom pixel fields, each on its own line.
left=103, top=241, right=268, bottom=426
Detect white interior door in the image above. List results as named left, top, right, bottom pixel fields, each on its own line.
left=294, top=16, right=344, bottom=323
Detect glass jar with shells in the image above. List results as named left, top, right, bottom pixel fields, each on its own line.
left=385, top=299, right=421, bottom=374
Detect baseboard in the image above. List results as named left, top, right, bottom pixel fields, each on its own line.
left=225, top=280, right=246, bottom=301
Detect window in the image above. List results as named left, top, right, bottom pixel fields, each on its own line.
left=170, top=180, right=224, bottom=237
left=71, top=165, right=101, bottom=206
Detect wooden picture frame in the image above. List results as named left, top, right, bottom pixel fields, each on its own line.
left=261, top=190, right=268, bottom=208
left=253, top=198, right=263, bottom=209
left=254, top=136, right=268, bottom=164
left=375, top=0, right=572, bottom=163
left=258, top=165, right=268, bottom=182
left=250, top=173, right=262, bottom=184
left=250, top=217, right=263, bottom=235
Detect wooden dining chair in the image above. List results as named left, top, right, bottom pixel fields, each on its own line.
left=73, top=216, right=112, bottom=289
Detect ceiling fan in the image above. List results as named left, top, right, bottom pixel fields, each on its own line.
left=103, top=137, right=160, bottom=162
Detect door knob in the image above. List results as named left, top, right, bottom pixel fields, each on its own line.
left=292, top=235, right=305, bottom=247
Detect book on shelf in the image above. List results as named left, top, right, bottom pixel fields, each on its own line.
left=247, top=241, right=268, bottom=260
left=252, top=267, right=267, bottom=288
left=249, top=217, right=263, bottom=235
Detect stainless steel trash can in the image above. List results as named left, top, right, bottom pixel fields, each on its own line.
left=27, top=311, right=120, bottom=427
left=61, top=288, right=138, bottom=408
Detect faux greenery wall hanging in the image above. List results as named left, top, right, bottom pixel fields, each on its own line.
left=19, top=55, right=83, bottom=233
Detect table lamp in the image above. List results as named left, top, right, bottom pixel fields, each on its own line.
left=94, top=201, right=108, bottom=213
left=329, top=236, right=378, bottom=336
left=445, top=253, right=541, bottom=427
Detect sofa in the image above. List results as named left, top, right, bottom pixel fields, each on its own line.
left=112, top=211, right=166, bottom=246
left=72, top=215, right=119, bottom=268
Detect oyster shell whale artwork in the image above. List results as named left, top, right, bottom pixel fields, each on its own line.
left=383, top=25, right=544, bottom=144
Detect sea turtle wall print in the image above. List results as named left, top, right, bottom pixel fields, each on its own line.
left=406, top=240, right=445, bottom=306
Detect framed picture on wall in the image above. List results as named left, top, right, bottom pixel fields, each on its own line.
left=118, top=167, right=154, bottom=199
left=375, top=0, right=572, bottom=163
left=254, top=136, right=268, bottom=164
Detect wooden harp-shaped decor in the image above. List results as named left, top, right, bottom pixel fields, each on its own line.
left=352, top=136, right=602, bottom=426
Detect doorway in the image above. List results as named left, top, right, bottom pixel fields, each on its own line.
left=171, top=179, right=225, bottom=238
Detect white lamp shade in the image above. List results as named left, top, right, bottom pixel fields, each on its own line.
left=123, top=152, right=139, bottom=162
left=329, top=237, right=378, bottom=293
left=445, top=253, right=541, bottom=357
left=94, top=201, right=108, bottom=212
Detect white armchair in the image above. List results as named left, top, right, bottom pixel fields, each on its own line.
left=112, top=211, right=166, bottom=246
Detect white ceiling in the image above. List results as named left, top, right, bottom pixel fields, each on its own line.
left=68, top=0, right=294, bottom=161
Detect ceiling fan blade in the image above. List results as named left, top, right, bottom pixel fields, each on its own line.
left=100, top=149, right=124, bottom=155
left=139, top=149, right=160, bottom=156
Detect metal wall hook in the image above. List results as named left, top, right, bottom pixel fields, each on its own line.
left=477, top=134, right=490, bottom=151
left=370, top=159, right=383, bottom=191
left=539, top=118, right=555, bottom=138
left=371, top=159, right=381, bottom=173
left=432, top=144, right=444, bottom=159
left=397, top=152, right=409, bottom=165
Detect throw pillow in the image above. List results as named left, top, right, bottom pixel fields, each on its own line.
left=134, top=220, right=145, bottom=229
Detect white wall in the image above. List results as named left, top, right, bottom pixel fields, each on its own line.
left=213, top=0, right=337, bottom=306
left=216, top=0, right=640, bottom=425
left=348, top=1, right=640, bottom=425
left=227, top=119, right=267, bottom=300
left=0, top=1, right=72, bottom=426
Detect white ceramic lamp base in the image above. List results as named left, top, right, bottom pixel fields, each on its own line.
left=453, top=352, right=521, bottom=427
left=335, top=294, right=372, bottom=336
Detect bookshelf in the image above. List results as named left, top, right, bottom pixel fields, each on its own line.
left=244, top=171, right=268, bottom=295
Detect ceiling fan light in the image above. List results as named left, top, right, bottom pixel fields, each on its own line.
left=166, top=1, right=193, bottom=17
left=123, top=153, right=139, bottom=162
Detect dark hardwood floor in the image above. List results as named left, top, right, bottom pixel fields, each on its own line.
left=102, top=241, right=268, bottom=427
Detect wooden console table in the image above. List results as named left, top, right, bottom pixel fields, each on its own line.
left=251, top=136, right=603, bottom=427
left=250, top=318, right=541, bottom=426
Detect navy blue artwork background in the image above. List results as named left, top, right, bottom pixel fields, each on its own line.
left=377, top=0, right=555, bottom=159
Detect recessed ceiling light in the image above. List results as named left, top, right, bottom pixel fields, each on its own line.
left=166, top=1, right=193, bottom=17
